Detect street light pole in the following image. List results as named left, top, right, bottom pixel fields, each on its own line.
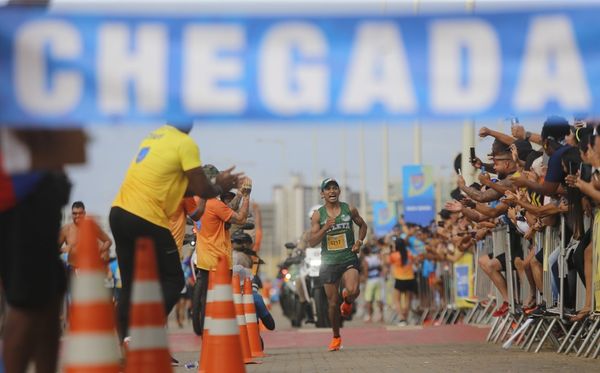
left=359, top=125, right=368, bottom=220
left=383, top=123, right=390, bottom=202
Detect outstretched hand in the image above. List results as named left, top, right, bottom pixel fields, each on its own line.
left=216, top=166, right=244, bottom=192
left=444, top=200, right=463, bottom=212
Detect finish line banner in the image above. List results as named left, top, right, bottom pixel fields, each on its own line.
left=2, top=7, right=600, bottom=126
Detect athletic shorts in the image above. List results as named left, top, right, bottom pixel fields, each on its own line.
left=319, top=258, right=360, bottom=284
left=488, top=228, right=523, bottom=272
left=0, top=172, right=70, bottom=308
left=394, top=279, right=417, bottom=293
left=364, top=277, right=385, bottom=302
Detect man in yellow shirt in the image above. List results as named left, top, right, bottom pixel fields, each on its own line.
left=109, top=124, right=240, bottom=349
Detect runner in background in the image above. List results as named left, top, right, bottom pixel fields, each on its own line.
left=362, top=245, right=385, bottom=322
left=59, top=201, right=113, bottom=267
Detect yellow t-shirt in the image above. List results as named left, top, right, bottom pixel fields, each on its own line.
left=113, top=125, right=201, bottom=229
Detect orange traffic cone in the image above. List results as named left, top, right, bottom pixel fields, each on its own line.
left=199, top=270, right=215, bottom=373
left=64, top=219, right=120, bottom=373
left=124, top=238, right=172, bottom=373
left=232, top=274, right=254, bottom=364
left=243, top=278, right=264, bottom=358
left=204, top=256, right=244, bottom=373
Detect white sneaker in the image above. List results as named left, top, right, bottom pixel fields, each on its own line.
left=397, top=320, right=408, bottom=327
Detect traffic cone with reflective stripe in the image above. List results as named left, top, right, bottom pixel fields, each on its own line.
left=198, top=270, right=215, bottom=373
left=243, top=278, right=264, bottom=358
left=64, top=219, right=121, bottom=373
left=232, top=274, right=254, bottom=364
left=204, top=256, right=244, bottom=373
left=124, top=238, right=172, bottom=373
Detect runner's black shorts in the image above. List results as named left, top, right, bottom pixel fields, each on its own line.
left=394, top=279, right=417, bottom=293
left=319, top=257, right=360, bottom=284
left=0, top=172, right=70, bottom=308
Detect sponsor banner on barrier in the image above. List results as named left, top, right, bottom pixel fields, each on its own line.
left=402, top=165, right=434, bottom=227
left=1, top=7, right=600, bottom=125
left=371, top=201, right=398, bottom=237
left=454, top=252, right=474, bottom=309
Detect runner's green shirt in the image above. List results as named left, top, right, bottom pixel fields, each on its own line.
left=318, top=202, right=357, bottom=265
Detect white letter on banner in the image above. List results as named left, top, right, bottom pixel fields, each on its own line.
left=514, top=16, right=590, bottom=111
left=183, top=25, right=245, bottom=113
left=98, top=23, right=167, bottom=114
left=339, top=22, right=416, bottom=114
left=430, top=20, right=499, bottom=113
left=15, top=21, right=82, bottom=115
left=259, top=22, right=328, bottom=115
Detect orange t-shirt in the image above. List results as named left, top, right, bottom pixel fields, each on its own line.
left=169, top=196, right=199, bottom=252
left=389, top=251, right=414, bottom=280
left=196, top=198, right=234, bottom=270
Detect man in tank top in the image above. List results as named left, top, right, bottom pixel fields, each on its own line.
left=308, top=178, right=368, bottom=351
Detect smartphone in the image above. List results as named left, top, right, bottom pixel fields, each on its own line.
left=480, top=166, right=486, bottom=175
left=580, top=163, right=592, bottom=182
left=469, top=147, right=476, bottom=162
left=568, top=161, right=578, bottom=176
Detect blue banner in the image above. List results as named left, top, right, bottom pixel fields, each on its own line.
left=1, top=7, right=600, bottom=126
left=371, top=201, right=398, bottom=237
left=402, top=165, right=435, bottom=227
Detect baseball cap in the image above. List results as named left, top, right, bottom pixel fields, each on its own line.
left=489, top=152, right=513, bottom=161
left=202, top=164, right=219, bottom=180
left=320, top=178, right=339, bottom=191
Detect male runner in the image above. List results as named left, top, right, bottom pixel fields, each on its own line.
left=59, top=201, right=113, bottom=266
left=309, top=178, right=368, bottom=351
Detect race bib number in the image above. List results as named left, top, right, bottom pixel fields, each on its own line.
left=327, top=233, right=347, bottom=251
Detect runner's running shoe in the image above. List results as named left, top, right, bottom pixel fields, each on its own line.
left=328, top=337, right=342, bottom=351
left=492, top=301, right=509, bottom=317
left=340, top=289, right=352, bottom=318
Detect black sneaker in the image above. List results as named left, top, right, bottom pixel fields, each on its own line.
left=171, top=356, right=180, bottom=367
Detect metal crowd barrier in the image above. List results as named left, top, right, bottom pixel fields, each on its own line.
left=480, top=214, right=599, bottom=360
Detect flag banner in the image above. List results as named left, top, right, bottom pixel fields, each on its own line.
left=454, top=253, right=474, bottom=309
left=402, top=165, right=434, bottom=227
left=372, top=201, right=398, bottom=237
left=1, top=7, right=600, bottom=126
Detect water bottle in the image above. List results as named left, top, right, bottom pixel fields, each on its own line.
left=184, top=361, right=199, bottom=369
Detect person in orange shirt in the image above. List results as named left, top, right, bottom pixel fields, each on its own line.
left=192, top=164, right=251, bottom=335
left=388, top=238, right=418, bottom=326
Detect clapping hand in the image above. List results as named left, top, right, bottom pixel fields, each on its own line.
left=216, top=166, right=244, bottom=192
left=444, top=200, right=463, bottom=212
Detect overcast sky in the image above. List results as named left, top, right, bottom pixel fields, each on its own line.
left=64, top=119, right=548, bottom=216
